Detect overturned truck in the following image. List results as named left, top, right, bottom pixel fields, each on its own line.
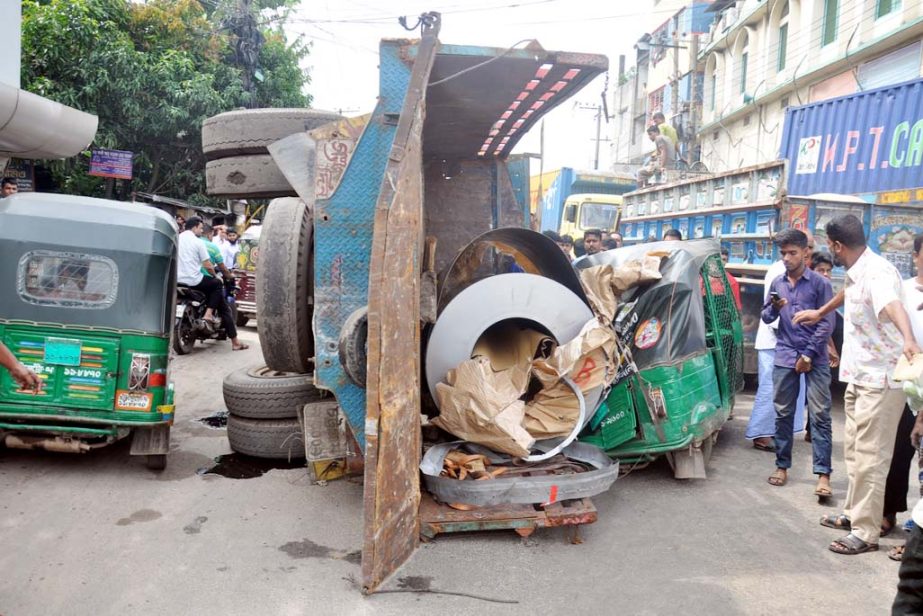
left=209, top=14, right=741, bottom=593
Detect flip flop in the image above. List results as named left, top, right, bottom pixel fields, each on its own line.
left=814, top=484, right=833, bottom=497
left=820, top=513, right=851, bottom=530
left=232, top=343, right=250, bottom=351
left=768, top=468, right=787, bottom=487
left=829, top=533, right=878, bottom=555
left=753, top=441, right=776, bottom=452
left=889, top=545, right=905, bottom=562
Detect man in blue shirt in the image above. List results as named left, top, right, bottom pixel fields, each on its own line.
left=761, top=228, right=834, bottom=496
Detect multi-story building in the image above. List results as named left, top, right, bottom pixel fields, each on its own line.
left=698, top=0, right=923, bottom=172
left=611, top=0, right=714, bottom=170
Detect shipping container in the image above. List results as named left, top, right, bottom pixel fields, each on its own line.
left=781, top=77, right=923, bottom=199
left=779, top=77, right=923, bottom=280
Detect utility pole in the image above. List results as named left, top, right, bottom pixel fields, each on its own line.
left=688, top=33, right=700, bottom=162
left=576, top=103, right=611, bottom=170
left=671, top=29, right=680, bottom=127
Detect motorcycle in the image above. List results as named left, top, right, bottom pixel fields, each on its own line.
left=173, top=277, right=238, bottom=354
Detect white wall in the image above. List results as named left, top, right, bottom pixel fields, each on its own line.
left=0, top=1, right=21, bottom=87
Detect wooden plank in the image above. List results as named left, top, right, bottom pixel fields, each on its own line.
left=361, top=22, right=439, bottom=594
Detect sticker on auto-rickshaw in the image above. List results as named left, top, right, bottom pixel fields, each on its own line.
left=44, top=337, right=82, bottom=366
left=115, top=390, right=153, bottom=411
left=634, top=318, right=662, bottom=350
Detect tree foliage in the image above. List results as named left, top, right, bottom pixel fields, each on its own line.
left=21, top=0, right=312, bottom=204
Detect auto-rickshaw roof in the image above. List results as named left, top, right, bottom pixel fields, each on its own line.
left=0, top=192, right=176, bottom=255
left=423, top=42, right=608, bottom=160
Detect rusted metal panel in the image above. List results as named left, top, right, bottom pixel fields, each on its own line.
left=419, top=494, right=598, bottom=539
left=361, top=22, right=438, bottom=594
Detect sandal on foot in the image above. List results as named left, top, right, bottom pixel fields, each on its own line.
left=753, top=439, right=776, bottom=452
left=768, top=468, right=787, bottom=487
left=881, top=514, right=897, bottom=538
left=889, top=545, right=906, bottom=562
left=820, top=513, right=851, bottom=530
left=232, top=343, right=250, bottom=351
left=814, top=484, right=833, bottom=497
left=829, top=533, right=878, bottom=555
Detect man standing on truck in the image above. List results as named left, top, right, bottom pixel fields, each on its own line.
left=637, top=125, right=675, bottom=188
left=794, top=215, right=921, bottom=555
left=761, top=229, right=834, bottom=497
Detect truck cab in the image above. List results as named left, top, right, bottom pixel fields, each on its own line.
left=560, top=193, right=622, bottom=241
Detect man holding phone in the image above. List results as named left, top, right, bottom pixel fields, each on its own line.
left=761, top=229, right=835, bottom=496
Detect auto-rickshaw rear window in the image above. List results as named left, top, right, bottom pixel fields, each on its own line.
left=18, top=251, right=118, bottom=309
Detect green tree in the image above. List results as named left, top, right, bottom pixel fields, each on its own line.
left=20, top=0, right=311, bottom=203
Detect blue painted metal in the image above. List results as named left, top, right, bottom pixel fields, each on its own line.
left=780, top=77, right=923, bottom=197
left=539, top=168, right=575, bottom=233
left=313, top=40, right=412, bottom=449
left=505, top=155, right=531, bottom=227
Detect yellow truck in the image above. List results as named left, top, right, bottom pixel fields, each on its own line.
left=558, top=192, right=623, bottom=241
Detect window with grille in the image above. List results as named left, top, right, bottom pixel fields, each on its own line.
left=18, top=251, right=119, bottom=309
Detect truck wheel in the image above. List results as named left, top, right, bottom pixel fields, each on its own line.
left=257, top=197, right=314, bottom=373
left=338, top=307, right=368, bottom=388
left=205, top=155, right=296, bottom=199
left=223, top=365, right=326, bottom=419
left=202, top=108, right=342, bottom=160
left=227, top=415, right=305, bottom=460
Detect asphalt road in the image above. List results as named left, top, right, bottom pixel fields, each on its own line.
left=0, top=327, right=909, bottom=615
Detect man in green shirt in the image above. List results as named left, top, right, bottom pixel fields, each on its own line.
left=653, top=112, right=678, bottom=149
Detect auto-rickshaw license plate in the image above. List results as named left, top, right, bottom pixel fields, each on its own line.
left=116, top=390, right=153, bottom=411
left=44, top=337, right=82, bottom=366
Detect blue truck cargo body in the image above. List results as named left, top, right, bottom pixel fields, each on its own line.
left=538, top=168, right=635, bottom=233
left=780, top=77, right=923, bottom=198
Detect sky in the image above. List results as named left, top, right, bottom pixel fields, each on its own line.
left=283, top=0, right=686, bottom=173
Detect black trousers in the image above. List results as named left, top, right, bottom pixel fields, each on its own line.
left=191, top=276, right=236, bottom=339
left=885, top=405, right=916, bottom=516
left=894, top=525, right=923, bottom=614
left=190, top=276, right=223, bottom=310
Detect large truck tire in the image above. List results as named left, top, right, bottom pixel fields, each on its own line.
left=202, top=108, right=342, bottom=160
left=257, top=197, right=314, bottom=373
left=223, top=365, right=325, bottom=419
left=226, top=415, right=305, bottom=460
left=205, top=155, right=296, bottom=199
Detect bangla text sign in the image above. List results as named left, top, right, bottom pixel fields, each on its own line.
left=89, top=149, right=133, bottom=180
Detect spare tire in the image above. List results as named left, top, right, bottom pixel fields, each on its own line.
left=257, top=197, right=314, bottom=373
left=202, top=108, right=343, bottom=160
left=226, top=415, right=305, bottom=460
left=223, top=365, right=326, bottom=419
left=206, top=155, right=296, bottom=199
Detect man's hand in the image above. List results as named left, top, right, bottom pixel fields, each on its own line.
left=829, top=349, right=840, bottom=368
left=793, top=309, right=822, bottom=326
left=795, top=356, right=812, bottom=374
left=10, top=362, right=42, bottom=392
left=904, top=340, right=922, bottom=362
left=912, top=413, right=923, bottom=449
left=771, top=296, right=788, bottom=311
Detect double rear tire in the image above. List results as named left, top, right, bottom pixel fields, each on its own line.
left=223, top=365, right=327, bottom=460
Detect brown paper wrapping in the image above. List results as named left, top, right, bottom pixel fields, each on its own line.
left=432, top=253, right=665, bottom=454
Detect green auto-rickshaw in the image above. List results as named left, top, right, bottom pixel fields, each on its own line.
left=0, top=193, right=177, bottom=470
left=577, top=239, right=744, bottom=478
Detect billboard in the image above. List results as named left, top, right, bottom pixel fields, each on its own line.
left=89, top=149, right=133, bottom=180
